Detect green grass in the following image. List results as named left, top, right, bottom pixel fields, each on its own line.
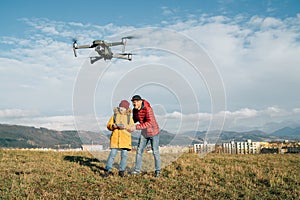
left=0, top=149, right=299, bottom=199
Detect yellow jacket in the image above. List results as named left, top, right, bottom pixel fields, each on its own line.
left=107, top=107, right=134, bottom=150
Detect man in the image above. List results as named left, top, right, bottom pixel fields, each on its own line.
left=127, top=95, right=161, bottom=177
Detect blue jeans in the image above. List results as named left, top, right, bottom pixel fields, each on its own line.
left=134, top=134, right=161, bottom=172
left=105, top=148, right=128, bottom=171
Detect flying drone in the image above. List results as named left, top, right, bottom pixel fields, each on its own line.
left=72, top=36, right=134, bottom=63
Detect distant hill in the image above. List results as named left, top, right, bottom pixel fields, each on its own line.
left=271, top=127, right=300, bottom=140
left=0, top=124, right=201, bottom=148
left=0, top=124, right=108, bottom=149
left=0, top=123, right=299, bottom=149
left=180, top=129, right=300, bottom=143
left=218, top=130, right=273, bottom=142
left=0, top=124, right=190, bottom=148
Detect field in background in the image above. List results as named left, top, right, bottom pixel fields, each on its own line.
left=0, top=150, right=299, bottom=199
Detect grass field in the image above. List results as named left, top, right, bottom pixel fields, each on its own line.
left=0, top=149, right=299, bottom=200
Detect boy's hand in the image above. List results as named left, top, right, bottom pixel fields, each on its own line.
left=116, top=124, right=125, bottom=130
left=112, top=124, right=117, bottom=130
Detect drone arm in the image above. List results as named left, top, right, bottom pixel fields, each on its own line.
left=75, top=44, right=92, bottom=49
left=72, top=44, right=92, bottom=57
left=107, top=42, right=123, bottom=46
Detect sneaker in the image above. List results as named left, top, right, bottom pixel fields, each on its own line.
left=154, top=170, right=160, bottom=178
left=118, top=171, right=125, bottom=177
left=102, top=170, right=113, bottom=177
left=129, top=170, right=140, bottom=175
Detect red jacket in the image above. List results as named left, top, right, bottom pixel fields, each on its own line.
left=133, top=100, right=160, bottom=137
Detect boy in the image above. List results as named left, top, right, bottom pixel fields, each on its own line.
left=104, top=100, right=135, bottom=177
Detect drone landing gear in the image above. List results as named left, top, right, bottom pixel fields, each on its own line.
left=114, top=53, right=132, bottom=61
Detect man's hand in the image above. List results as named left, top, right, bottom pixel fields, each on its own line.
left=127, top=125, right=136, bottom=132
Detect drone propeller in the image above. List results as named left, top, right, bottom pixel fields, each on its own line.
left=119, top=53, right=136, bottom=55
left=72, top=38, right=78, bottom=57
left=122, top=36, right=136, bottom=40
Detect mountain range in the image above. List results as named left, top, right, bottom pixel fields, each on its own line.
left=0, top=123, right=299, bottom=149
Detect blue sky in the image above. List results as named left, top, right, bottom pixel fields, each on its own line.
left=1, top=0, right=299, bottom=35
left=0, top=0, right=300, bottom=133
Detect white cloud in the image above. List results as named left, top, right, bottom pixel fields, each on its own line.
left=161, top=6, right=173, bottom=16
left=1, top=14, right=300, bottom=132
left=0, top=109, right=39, bottom=118
left=293, top=108, right=300, bottom=113
left=3, top=115, right=76, bottom=131
left=1, top=106, right=300, bottom=133
left=223, top=108, right=258, bottom=118
left=164, top=111, right=182, bottom=119
left=158, top=106, right=300, bottom=133
left=178, top=15, right=300, bottom=111
left=28, top=115, right=76, bottom=130
left=263, top=17, right=284, bottom=28
left=263, top=106, right=289, bottom=117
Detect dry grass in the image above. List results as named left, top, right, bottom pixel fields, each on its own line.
left=0, top=149, right=299, bottom=199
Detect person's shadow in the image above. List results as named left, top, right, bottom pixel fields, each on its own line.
left=63, top=156, right=106, bottom=175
